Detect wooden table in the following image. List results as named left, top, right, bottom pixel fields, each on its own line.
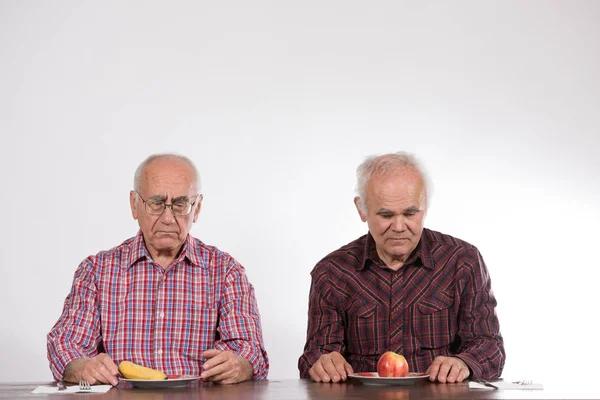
left=2, top=379, right=598, bottom=399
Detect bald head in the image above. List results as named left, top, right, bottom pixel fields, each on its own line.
left=134, top=153, right=201, bottom=193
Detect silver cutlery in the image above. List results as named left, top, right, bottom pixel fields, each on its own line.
left=78, top=380, right=91, bottom=391
left=474, top=379, right=499, bottom=389
left=513, top=380, right=533, bottom=386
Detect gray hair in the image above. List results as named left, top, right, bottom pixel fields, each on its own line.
left=133, top=153, right=201, bottom=193
left=355, top=151, right=431, bottom=213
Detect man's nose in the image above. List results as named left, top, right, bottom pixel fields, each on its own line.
left=391, top=216, right=406, bottom=232
left=159, top=206, right=176, bottom=223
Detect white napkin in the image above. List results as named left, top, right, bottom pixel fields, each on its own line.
left=469, top=381, right=543, bottom=390
left=32, top=385, right=112, bottom=394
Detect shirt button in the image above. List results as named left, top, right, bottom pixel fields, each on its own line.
left=159, top=312, right=165, bottom=318
left=157, top=349, right=163, bottom=355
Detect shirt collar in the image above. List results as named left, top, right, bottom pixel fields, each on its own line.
left=128, top=230, right=150, bottom=268
left=127, top=230, right=204, bottom=269
left=359, top=229, right=435, bottom=270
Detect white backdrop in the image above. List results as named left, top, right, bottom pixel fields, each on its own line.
left=1, top=0, right=599, bottom=383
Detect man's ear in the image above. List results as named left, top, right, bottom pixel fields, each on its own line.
left=354, top=196, right=368, bottom=222
left=130, top=190, right=139, bottom=220
left=192, top=194, right=203, bottom=223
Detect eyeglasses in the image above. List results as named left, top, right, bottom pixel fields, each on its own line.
left=135, top=191, right=199, bottom=216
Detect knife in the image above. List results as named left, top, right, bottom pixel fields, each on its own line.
left=475, top=379, right=499, bottom=389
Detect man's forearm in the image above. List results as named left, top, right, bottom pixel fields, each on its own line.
left=454, top=337, right=505, bottom=379
left=215, top=342, right=269, bottom=380
left=62, top=358, right=90, bottom=383
left=298, top=353, right=313, bottom=378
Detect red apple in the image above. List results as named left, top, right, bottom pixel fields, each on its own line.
left=377, top=351, right=409, bottom=377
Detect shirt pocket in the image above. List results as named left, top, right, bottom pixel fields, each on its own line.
left=413, top=291, right=456, bottom=350
left=346, top=302, right=386, bottom=356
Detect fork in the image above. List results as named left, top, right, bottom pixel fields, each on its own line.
left=79, top=380, right=91, bottom=391
left=513, top=380, right=533, bottom=386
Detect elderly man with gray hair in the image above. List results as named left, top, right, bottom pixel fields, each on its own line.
left=299, top=152, right=505, bottom=383
left=48, top=153, right=268, bottom=386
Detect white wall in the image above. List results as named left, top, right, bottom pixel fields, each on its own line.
left=1, top=0, right=599, bottom=383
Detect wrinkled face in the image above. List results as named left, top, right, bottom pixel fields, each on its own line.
left=355, top=168, right=427, bottom=266
left=129, top=158, right=202, bottom=258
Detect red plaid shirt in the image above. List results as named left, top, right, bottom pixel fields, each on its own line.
left=48, top=231, right=268, bottom=380
left=298, top=228, right=505, bottom=380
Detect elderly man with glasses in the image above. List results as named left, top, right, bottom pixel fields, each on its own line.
left=47, top=154, right=268, bottom=386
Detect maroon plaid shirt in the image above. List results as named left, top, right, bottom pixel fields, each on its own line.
left=48, top=231, right=268, bottom=380
left=298, top=228, right=505, bottom=380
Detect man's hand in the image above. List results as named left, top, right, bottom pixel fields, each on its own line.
left=308, top=351, right=354, bottom=383
left=201, top=349, right=253, bottom=384
left=426, top=356, right=470, bottom=383
left=63, top=354, right=119, bottom=386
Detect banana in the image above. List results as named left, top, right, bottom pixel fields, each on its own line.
left=118, top=361, right=167, bottom=380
